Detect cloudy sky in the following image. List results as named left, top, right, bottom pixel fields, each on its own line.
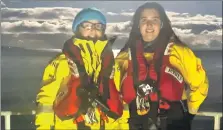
left=1, top=0, right=222, bottom=50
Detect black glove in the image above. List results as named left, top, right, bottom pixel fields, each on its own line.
left=76, top=86, right=99, bottom=114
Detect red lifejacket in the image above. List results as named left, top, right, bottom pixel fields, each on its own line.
left=121, top=41, right=185, bottom=105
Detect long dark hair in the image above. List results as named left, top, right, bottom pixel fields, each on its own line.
left=121, top=2, right=187, bottom=51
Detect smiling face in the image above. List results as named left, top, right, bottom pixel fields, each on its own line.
left=139, top=8, right=162, bottom=42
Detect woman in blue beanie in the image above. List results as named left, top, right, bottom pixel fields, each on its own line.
left=72, top=8, right=107, bottom=41
left=35, top=8, right=124, bottom=130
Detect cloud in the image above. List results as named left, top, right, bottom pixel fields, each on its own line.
left=1, top=20, right=133, bottom=35
left=107, top=12, right=118, bottom=16
left=2, top=7, right=222, bottom=23
left=120, top=12, right=134, bottom=17
left=172, top=24, right=220, bottom=34
left=173, top=28, right=222, bottom=46
left=2, top=7, right=221, bottom=28
left=166, top=11, right=181, bottom=17
left=1, top=7, right=82, bottom=21
left=106, top=21, right=132, bottom=33
left=169, top=14, right=222, bottom=27
left=1, top=20, right=72, bottom=34
left=1, top=0, right=6, bottom=8
left=2, top=20, right=221, bottom=48
left=1, top=7, right=222, bottom=49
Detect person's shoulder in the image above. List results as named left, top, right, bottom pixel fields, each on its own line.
left=46, top=53, right=67, bottom=68
left=170, top=42, right=189, bottom=50
left=50, top=53, right=66, bottom=62
left=170, top=42, right=193, bottom=52
left=169, top=42, right=197, bottom=58
left=115, top=48, right=129, bottom=61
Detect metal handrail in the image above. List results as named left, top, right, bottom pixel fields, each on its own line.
left=1, top=110, right=222, bottom=130
left=196, top=111, right=222, bottom=130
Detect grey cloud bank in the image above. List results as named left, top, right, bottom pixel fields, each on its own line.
left=1, top=4, right=222, bottom=50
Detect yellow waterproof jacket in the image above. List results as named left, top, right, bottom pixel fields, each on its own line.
left=35, top=37, right=124, bottom=130
left=114, top=42, right=209, bottom=123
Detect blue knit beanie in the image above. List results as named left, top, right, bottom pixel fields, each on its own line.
left=72, top=8, right=106, bottom=33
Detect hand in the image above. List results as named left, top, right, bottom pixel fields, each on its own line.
left=136, top=95, right=150, bottom=115
left=76, top=85, right=99, bottom=114
left=77, top=85, right=99, bottom=99
left=76, top=87, right=90, bottom=113
left=86, top=85, right=99, bottom=99
left=84, top=107, right=98, bottom=126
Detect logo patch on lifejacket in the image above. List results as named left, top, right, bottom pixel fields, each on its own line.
left=138, top=84, right=154, bottom=96
left=165, top=66, right=183, bottom=83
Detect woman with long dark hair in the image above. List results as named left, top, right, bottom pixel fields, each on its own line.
left=114, top=2, right=209, bottom=130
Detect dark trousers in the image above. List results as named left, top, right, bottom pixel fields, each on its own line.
left=128, top=116, right=157, bottom=130
left=159, top=111, right=194, bottom=130
left=128, top=100, right=194, bottom=130
left=128, top=99, right=158, bottom=130
left=158, top=100, right=195, bottom=130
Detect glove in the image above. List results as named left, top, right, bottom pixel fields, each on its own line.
left=136, top=95, right=150, bottom=115
left=76, top=87, right=89, bottom=114
left=84, top=107, right=99, bottom=126
left=73, top=107, right=99, bottom=127
left=136, top=80, right=156, bottom=116
left=77, top=86, right=98, bottom=114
